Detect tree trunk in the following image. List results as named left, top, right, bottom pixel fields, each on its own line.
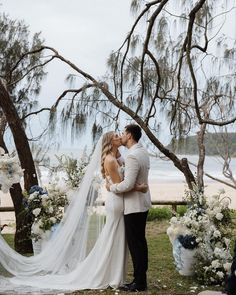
left=197, top=123, right=207, bottom=191
left=0, top=79, right=38, bottom=253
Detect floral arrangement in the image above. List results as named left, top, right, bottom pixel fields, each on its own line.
left=0, top=148, right=24, bottom=193
left=26, top=152, right=90, bottom=241
left=54, top=152, right=89, bottom=189
left=26, top=184, right=68, bottom=241
left=167, top=185, right=232, bottom=284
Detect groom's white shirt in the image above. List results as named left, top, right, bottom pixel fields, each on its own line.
left=110, top=142, right=152, bottom=215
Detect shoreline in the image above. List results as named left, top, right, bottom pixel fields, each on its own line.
left=149, top=180, right=236, bottom=206
left=1, top=180, right=235, bottom=234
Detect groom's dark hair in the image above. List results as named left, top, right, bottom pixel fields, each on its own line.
left=125, top=124, right=142, bottom=142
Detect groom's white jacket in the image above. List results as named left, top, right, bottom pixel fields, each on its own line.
left=110, top=142, right=152, bottom=215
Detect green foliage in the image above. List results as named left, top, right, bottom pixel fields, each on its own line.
left=167, top=132, right=236, bottom=156
left=147, top=206, right=187, bottom=221
left=147, top=206, right=172, bottom=221
left=1, top=234, right=14, bottom=249
left=54, top=152, right=89, bottom=189
left=0, top=13, right=45, bottom=118
left=177, top=205, right=187, bottom=216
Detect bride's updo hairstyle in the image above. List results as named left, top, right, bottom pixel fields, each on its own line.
left=101, top=131, right=114, bottom=178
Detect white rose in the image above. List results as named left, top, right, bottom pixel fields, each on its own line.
left=50, top=217, right=57, bottom=224
left=211, top=259, right=220, bottom=269
left=28, top=192, right=38, bottom=201
left=215, top=212, right=223, bottom=221
left=32, top=208, right=41, bottom=217
left=213, top=230, right=221, bottom=238
left=216, top=271, right=224, bottom=279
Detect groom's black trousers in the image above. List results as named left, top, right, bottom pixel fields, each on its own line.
left=124, top=210, right=148, bottom=286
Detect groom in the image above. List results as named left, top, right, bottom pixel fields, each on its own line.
left=108, top=124, right=151, bottom=292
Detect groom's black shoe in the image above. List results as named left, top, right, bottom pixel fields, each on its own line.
left=119, top=282, right=147, bottom=292
left=118, top=280, right=135, bottom=291
left=128, top=282, right=147, bottom=292
left=118, top=285, right=130, bottom=291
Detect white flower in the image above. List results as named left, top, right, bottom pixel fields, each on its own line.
left=213, top=230, right=221, bottom=238
left=50, top=217, right=57, bottom=224
left=28, top=191, right=38, bottom=200
left=32, top=208, right=41, bottom=217
left=215, top=212, right=223, bottom=221
left=216, top=271, right=224, bottom=279
left=211, top=259, right=220, bottom=269
left=41, top=194, right=49, bottom=200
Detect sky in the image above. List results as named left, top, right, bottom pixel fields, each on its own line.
left=0, top=0, right=133, bottom=107
left=0, top=0, right=134, bottom=150
left=1, top=1, right=236, bottom=152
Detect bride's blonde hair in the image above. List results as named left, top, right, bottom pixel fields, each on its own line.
left=101, top=131, right=114, bottom=178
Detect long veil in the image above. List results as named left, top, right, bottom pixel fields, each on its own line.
left=0, top=137, right=104, bottom=278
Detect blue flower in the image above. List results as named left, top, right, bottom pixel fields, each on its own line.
left=29, top=185, right=47, bottom=195
left=178, top=234, right=198, bottom=250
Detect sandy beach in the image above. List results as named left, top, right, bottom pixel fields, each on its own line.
left=149, top=180, right=236, bottom=207
left=1, top=179, right=235, bottom=234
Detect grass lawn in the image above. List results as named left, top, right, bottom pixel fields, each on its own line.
left=1, top=220, right=225, bottom=295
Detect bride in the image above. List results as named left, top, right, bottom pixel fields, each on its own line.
left=0, top=131, right=146, bottom=293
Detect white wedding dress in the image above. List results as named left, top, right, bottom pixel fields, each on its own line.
left=0, top=138, right=127, bottom=294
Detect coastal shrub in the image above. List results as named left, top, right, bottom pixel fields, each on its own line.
left=177, top=205, right=187, bottom=216
left=147, top=207, right=172, bottom=221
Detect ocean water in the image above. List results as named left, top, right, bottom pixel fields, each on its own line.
left=46, top=148, right=236, bottom=183
left=149, top=154, right=236, bottom=182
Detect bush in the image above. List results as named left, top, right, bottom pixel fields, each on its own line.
left=177, top=205, right=187, bottom=216
left=147, top=207, right=172, bottom=221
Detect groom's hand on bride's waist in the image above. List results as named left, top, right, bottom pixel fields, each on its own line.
left=135, top=183, right=148, bottom=193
